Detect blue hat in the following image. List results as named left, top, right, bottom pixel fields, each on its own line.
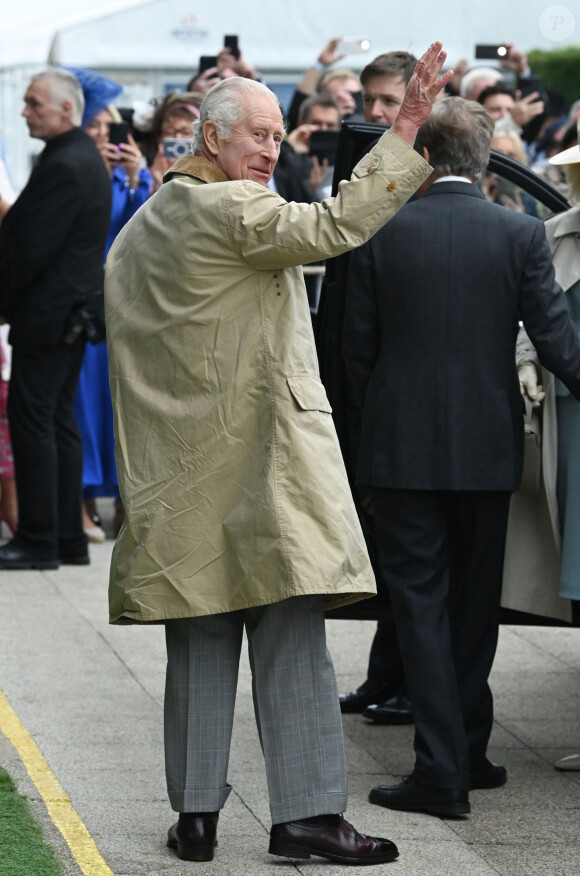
left=62, top=66, right=123, bottom=128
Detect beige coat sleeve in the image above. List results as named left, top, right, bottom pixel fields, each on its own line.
left=221, top=131, right=431, bottom=270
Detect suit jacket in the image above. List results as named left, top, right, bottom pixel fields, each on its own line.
left=343, top=180, right=580, bottom=492
left=0, top=127, right=111, bottom=346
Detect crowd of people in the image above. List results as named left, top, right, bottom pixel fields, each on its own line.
left=0, top=32, right=579, bottom=864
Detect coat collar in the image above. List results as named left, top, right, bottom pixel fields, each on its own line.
left=420, top=179, right=486, bottom=200
left=547, top=203, right=580, bottom=238
left=546, top=204, right=580, bottom=292
left=163, top=155, right=229, bottom=185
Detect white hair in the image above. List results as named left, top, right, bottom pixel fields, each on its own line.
left=30, top=69, right=85, bottom=126
left=459, top=67, right=503, bottom=100
left=192, top=77, right=282, bottom=154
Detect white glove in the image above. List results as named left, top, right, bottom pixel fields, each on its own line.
left=517, top=361, right=546, bottom=408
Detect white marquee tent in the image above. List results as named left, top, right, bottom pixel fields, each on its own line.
left=1, top=0, right=578, bottom=189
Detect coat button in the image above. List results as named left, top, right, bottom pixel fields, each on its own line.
left=387, top=182, right=396, bottom=191
left=367, top=165, right=375, bottom=173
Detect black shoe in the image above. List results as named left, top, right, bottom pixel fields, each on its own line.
left=0, top=541, right=59, bottom=570
left=167, top=812, right=219, bottom=861
left=59, top=553, right=90, bottom=566
left=470, top=759, right=507, bottom=789
left=363, top=693, right=413, bottom=724
left=269, top=814, right=398, bottom=864
left=369, top=776, right=470, bottom=818
left=339, top=680, right=396, bottom=714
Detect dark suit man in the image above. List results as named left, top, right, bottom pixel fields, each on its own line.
left=0, top=69, right=111, bottom=569
left=343, top=97, right=580, bottom=817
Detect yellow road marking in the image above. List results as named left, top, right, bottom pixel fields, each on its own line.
left=0, top=686, right=114, bottom=876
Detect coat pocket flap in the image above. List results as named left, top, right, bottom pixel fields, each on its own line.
left=286, top=374, right=332, bottom=413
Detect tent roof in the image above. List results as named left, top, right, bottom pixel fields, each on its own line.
left=1, top=0, right=575, bottom=72
left=0, top=0, right=146, bottom=66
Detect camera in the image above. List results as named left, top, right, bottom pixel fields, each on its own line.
left=224, top=35, right=240, bottom=60
left=474, top=44, right=508, bottom=60
left=162, top=138, right=192, bottom=160
left=198, top=55, right=218, bottom=74
left=309, top=130, right=340, bottom=164
left=109, top=121, right=129, bottom=145
left=336, top=38, right=371, bottom=55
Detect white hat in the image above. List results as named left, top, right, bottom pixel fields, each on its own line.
left=549, top=116, right=580, bottom=165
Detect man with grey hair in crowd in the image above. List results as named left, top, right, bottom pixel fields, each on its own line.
left=105, top=43, right=452, bottom=865
left=343, top=97, right=580, bottom=818
left=0, top=69, right=110, bottom=569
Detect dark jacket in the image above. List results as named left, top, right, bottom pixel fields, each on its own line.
left=0, top=127, right=111, bottom=346
left=343, top=181, right=580, bottom=491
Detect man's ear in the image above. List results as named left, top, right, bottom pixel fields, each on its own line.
left=62, top=99, right=74, bottom=121
left=203, top=120, right=220, bottom=156
left=422, top=145, right=430, bottom=164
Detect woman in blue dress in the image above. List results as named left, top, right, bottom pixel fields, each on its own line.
left=71, top=69, right=151, bottom=540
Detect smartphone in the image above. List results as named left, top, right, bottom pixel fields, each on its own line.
left=474, top=44, right=508, bottom=60
left=309, top=130, right=340, bottom=164
left=162, top=137, right=192, bottom=160
left=109, top=121, right=129, bottom=145
left=199, top=55, right=218, bottom=74
left=336, top=38, right=371, bottom=55
left=224, top=34, right=240, bottom=60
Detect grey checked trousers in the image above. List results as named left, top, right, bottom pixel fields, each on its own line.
left=164, top=595, right=348, bottom=823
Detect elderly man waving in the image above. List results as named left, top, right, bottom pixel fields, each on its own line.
left=105, top=42, right=452, bottom=866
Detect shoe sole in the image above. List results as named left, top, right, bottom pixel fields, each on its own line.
left=369, top=788, right=470, bottom=818
left=59, top=557, right=90, bottom=566
left=364, top=713, right=414, bottom=725
left=0, top=559, right=59, bottom=570
left=167, top=837, right=216, bottom=861
left=268, top=840, right=399, bottom=864
left=469, top=775, right=507, bottom=790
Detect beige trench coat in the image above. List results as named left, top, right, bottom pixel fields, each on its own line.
left=501, top=207, right=580, bottom=623
left=106, top=133, right=431, bottom=624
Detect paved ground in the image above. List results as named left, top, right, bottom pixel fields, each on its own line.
left=0, top=504, right=579, bottom=876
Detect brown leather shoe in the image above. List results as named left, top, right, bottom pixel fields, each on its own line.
left=167, top=812, right=219, bottom=861
left=269, top=814, right=398, bottom=864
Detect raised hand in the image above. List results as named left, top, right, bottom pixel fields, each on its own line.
left=511, top=91, right=545, bottom=127
left=390, top=42, right=454, bottom=146
left=318, top=37, right=346, bottom=67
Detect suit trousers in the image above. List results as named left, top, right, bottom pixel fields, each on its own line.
left=367, top=619, right=405, bottom=691
left=7, top=339, right=87, bottom=559
left=164, top=595, right=348, bottom=823
left=371, top=488, right=511, bottom=789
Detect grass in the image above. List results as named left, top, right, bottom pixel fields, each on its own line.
left=0, top=766, right=65, bottom=876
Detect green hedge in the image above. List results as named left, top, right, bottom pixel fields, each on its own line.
left=527, top=46, right=580, bottom=109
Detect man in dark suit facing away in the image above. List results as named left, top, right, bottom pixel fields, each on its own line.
left=343, top=97, right=580, bottom=817
left=0, top=69, right=111, bottom=569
